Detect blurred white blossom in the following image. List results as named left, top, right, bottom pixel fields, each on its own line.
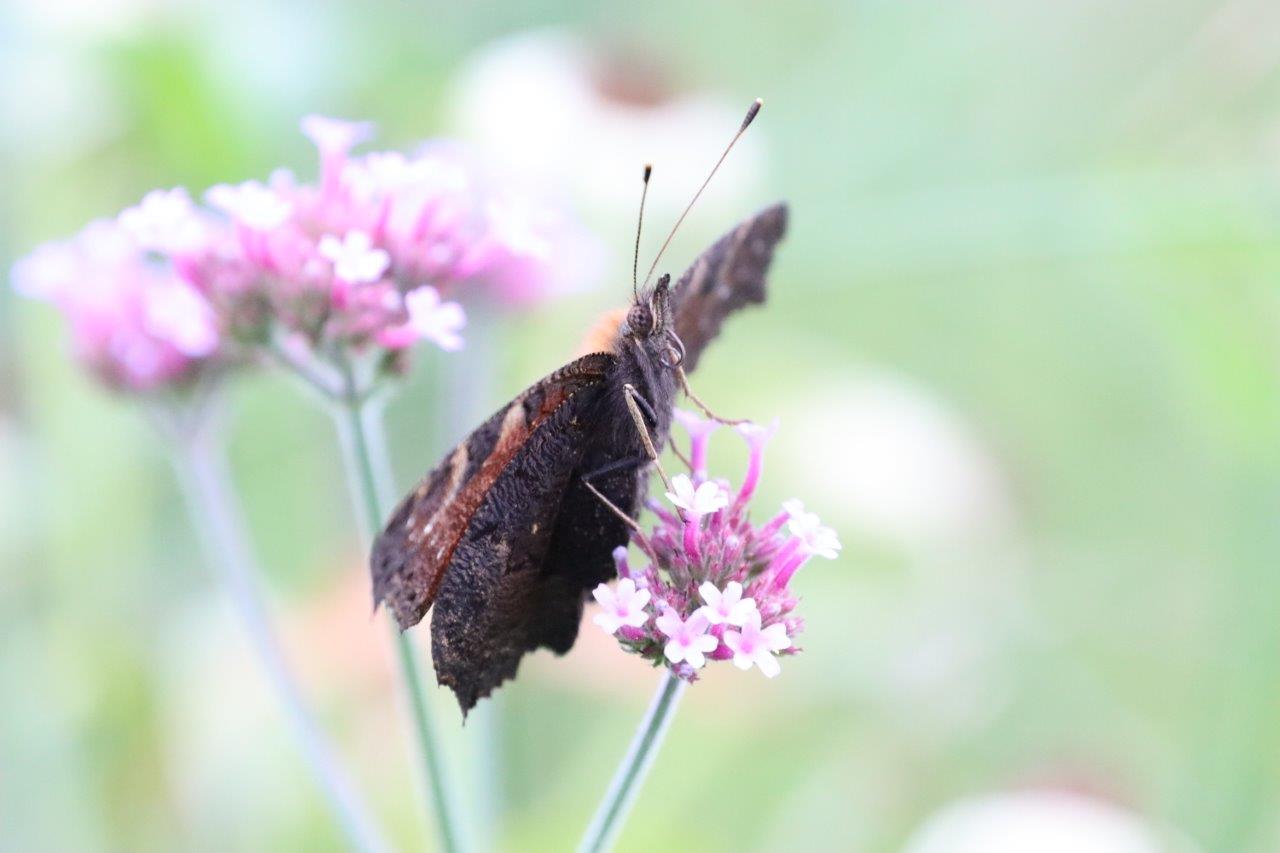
left=445, top=28, right=763, bottom=219
left=903, top=790, right=1193, bottom=853
left=782, top=371, right=1010, bottom=547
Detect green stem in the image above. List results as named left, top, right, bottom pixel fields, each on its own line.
left=167, top=427, right=388, bottom=853
left=577, top=670, right=687, bottom=853
left=330, top=364, right=462, bottom=853
left=440, top=305, right=501, bottom=852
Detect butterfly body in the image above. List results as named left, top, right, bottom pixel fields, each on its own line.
left=372, top=203, right=787, bottom=711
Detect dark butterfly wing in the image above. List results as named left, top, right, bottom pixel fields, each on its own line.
left=429, top=382, right=622, bottom=711
left=532, top=435, right=647, bottom=641
left=371, top=353, right=615, bottom=632
left=671, top=202, right=788, bottom=371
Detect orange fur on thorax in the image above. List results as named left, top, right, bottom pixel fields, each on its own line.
left=575, top=306, right=627, bottom=356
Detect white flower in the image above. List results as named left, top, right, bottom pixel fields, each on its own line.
left=735, top=420, right=775, bottom=445
left=654, top=608, right=717, bottom=669
left=403, top=285, right=466, bottom=351
left=142, top=279, right=219, bottom=356
left=318, top=230, right=390, bottom=283
left=723, top=611, right=791, bottom=678
left=783, top=499, right=842, bottom=560
left=343, top=151, right=410, bottom=199
left=11, top=241, right=78, bottom=300
left=118, top=187, right=204, bottom=253
left=486, top=198, right=553, bottom=259
left=205, top=181, right=293, bottom=230
left=903, top=790, right=1171, bottom=853
left=112, top=335, right=165, bottom=384
left=445, top=29, right=762, bottom=217
left=591, top=578, right=651, bottom=634
left=781, top=374, right=1009, bottom=545
left=664, top=474, right=729, bottom=518
left=674, top=408, right=719, bottom=442
left=697, top=581, right=757, bottom=627
left=300, top=115, right=374, bottom=157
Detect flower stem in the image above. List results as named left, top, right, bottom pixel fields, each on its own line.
left=330, top=363, right=462, bottom=853
left=167, top=428, right=388, bottom=853
left=440, top=304, right=502, bottom=852
left=577, top=670, right=687, bottom=853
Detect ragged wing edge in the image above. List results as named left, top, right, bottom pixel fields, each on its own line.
left=672, top=202, right=788, bottom=371
left=369, top=352, right=617, bottom=629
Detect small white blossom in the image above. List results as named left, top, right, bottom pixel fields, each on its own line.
left=300, top=114, right=374, bottom=156
left=591, top=578, right=651, bottom=634
left=142, top=279, right=219, bottom=356
left=345, top=151, right=411, bottom=199
left=403, top=285, right=466, bottom=351
left=723, top=611, right=791, bottom=678
left=406, top=156, right=470, bottom=193
left=119, top=188, right=205, bottom=253
left=674, top=408, right=720, bottom=442
left=206, top=181, right=293, bottom=230
left=655, top=608, right=717, bottom=669
left=319, top=230, right=391, bottom=283
left=665, top=474, right=729, bottom=518
left=783, top=499, right=842, bottom=559
left=486, top=198, right=553, bottom=259
left=11, top=242, right=77, bottom=300
left=112, top=335, right=165, bottom=383
left=697, top=581, right=757, bottom=627
left=735, top=420, right=775, bottom=445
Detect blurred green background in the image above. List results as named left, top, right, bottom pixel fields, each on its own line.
left=5, top=1, right=1280, bottom=850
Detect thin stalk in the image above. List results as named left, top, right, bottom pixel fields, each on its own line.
left=330, top=361, right=462, bottom=853
left=440, top=304, right=501, bottom=851
left=168, top=429, right=387, bottom=853
left=263, top=335, right=343, bottom=399
left=577, top=670, right=687, bottom=853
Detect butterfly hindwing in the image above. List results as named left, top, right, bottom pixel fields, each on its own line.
left=429, top=370, right=619, bottom=710
left=371, top=353, right=616, bottom=631
left=535, top=440, right=647, bottom=631
left=671, top=203, right=788, bottom=371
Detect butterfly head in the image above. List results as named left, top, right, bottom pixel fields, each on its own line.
left=624, top=273, right=685, bottom=368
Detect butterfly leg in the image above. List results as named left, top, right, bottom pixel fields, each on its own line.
left=624, top=382, right=660, bottom=426
left=676, top=366, right=748, bottom=425
left=622, top=383, right=675, bottom=492
left=614, top=386, right=695, bottom=469
left=580, top=456, right=648, bottom=533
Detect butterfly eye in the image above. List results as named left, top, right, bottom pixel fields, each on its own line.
left=625, top=303, right=654, bottom=336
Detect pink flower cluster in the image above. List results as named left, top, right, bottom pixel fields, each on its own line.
left=11, top=116, right=590, bottom=392
left=12, top=212, right=221, bottom=391
left=591, top=411, right=841, bottom=681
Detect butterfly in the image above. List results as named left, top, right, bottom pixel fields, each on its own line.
left=370, top=104, right=788, bottom=713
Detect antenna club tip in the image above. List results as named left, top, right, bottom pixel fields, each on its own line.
left=643, top=164, right=653, bottom=181
left=741, top=98, right=763, bottom=130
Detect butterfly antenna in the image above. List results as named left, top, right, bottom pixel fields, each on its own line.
left=641, top=97, right=762, bottom=290
left=632, top=164, right=653, bottom=299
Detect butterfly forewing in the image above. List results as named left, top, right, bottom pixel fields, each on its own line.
left=672, top=203, right=788, bottom=371
left=429, top=383, right=619, bottom=709
left=371, top=353, right=616, bottom=630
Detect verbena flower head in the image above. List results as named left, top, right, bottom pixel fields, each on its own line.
left=592, top=409, right=840, bottom=681
left=189, top=116, right=588, bottom=360
left=11, top=212, right=223, bottom=392
left=11, top=116, right=592, bottom=392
